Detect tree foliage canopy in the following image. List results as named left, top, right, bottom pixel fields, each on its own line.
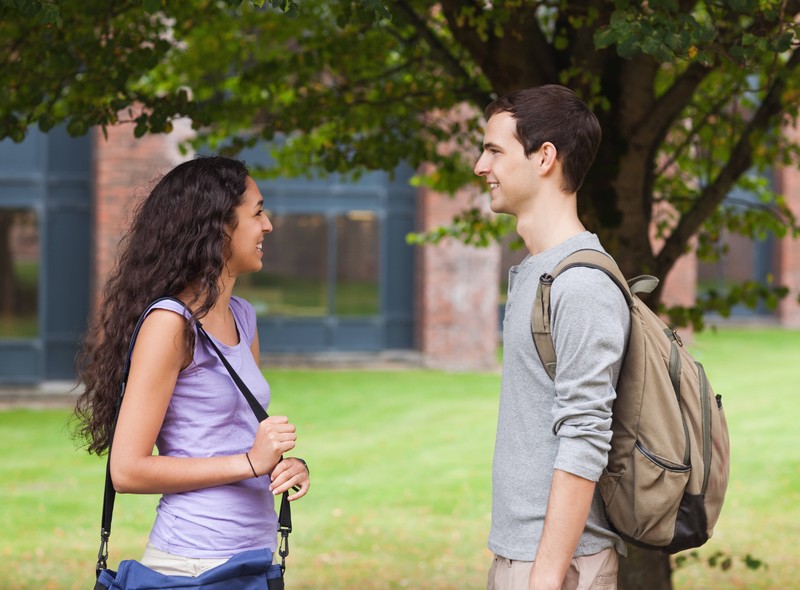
left=3, top=0, right=800, bottom=327
left=3, top=2, right=798, bottom=586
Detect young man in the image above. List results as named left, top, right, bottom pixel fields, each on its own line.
left=474, top=85, right=629, bottom=590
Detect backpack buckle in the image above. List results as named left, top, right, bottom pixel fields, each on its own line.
left=540, top=273, right=554, bottom=285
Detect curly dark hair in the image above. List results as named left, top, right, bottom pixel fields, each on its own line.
left=74, top=156, right=250, bottom=455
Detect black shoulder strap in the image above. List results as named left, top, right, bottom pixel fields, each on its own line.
left=96, top=296, right=178, bottom=576
left=96, top=296, right=293, bottom=577
left=530, top=250, right=635, bottom=381
left=195, top=320, right=293, bottom=573
left=198, top=324, right=267, bottom=421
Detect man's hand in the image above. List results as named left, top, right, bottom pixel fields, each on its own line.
left=528, top=469, right=596, bottom=590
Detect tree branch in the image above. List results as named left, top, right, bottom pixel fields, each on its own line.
left=390, top=0, right=491, bottom=108
left=657, top=47, right=800, bottom=272
left=655, top=82, right=740, bottom=176
left=630, top=61, right=712, bottom=146
left=438, top=0, right=556, bottom=95
left=631, top=0, right=800, bottom=148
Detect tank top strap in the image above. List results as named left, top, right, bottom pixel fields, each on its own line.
left=147, top=297, right=194, bottom=323
left=229, top=296, right=256, bottom=346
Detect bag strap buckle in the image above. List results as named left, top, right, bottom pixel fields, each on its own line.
left=278, top=525, right=290, bottom=574
left=95, top=528, right=110, bottom=576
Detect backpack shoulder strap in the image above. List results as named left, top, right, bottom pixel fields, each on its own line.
left=530, top=249, right=637, bottom=380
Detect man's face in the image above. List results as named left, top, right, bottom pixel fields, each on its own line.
left=474, top=111, right=540, bottom=216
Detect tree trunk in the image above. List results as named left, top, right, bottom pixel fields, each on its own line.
left=618, top=547, right=673, bottom=590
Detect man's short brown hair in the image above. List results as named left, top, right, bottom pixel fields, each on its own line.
left=485, top=85, right=601, bottom=194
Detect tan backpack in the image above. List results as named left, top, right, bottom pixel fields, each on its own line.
left=531, top=249, right=730, bottom=553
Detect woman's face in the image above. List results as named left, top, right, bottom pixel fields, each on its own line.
left=225, top=177, right=273, bottom=276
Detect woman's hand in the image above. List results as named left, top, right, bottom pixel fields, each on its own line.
left=269, top=457, right=310, bottom=501
left=248, top=416, right=296, bottom=476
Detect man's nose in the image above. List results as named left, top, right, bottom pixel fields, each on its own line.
left=474, top=152, right=489, bottom=176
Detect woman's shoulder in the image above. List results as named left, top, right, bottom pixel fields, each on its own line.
left=147, top=297, right=193, bottom=318
left=133, top=302, right=193, bottom=370
left=139, top=299, right=193, bottom=343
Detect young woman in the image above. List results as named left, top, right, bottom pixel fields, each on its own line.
left=75, top=156, right=309, bottom=576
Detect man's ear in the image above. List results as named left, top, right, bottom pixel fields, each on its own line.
left=539, top=142, right=557, bottom=172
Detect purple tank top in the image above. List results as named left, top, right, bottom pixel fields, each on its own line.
left=145, top=296, right=276, bottom=558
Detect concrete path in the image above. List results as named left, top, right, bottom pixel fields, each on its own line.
left=0, top=381, right=81, bottom=409
left=0, top=351, right=425, bottom=409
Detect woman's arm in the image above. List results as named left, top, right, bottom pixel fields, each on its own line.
left=109, top=309, right=295, bottom=494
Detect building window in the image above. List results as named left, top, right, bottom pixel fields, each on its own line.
left=335, top=211, right=379, bottom=316
left=0, top=208, right=39, bottom=338
left=697, top=231, right=774, bottom=315
left=237, top=213, right=329, bottom=317
left=234, top=209, right=381, bottom=319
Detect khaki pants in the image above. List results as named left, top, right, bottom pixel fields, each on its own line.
left=140, top=543, right=232, bottom=577
left=487, top=547, right=618, bottom=590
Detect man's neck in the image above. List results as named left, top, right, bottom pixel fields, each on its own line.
left=515, top=189, right=585, bottom=256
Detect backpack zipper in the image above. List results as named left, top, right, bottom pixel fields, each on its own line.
left=666, top=329, right=692, bottom=466
left=697, top=362, right=712, bottom=495
left=635, top=441, right=691, bottom=472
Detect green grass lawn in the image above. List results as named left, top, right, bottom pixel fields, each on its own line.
left=0, top=328, right=798, bottom=589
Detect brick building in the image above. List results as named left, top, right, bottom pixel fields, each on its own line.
left=1, top=124, right=799, bottom=383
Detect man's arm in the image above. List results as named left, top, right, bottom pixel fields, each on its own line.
left=529, top=469, right=597, bottom=590
left=530, top=267, right=629, bottom=589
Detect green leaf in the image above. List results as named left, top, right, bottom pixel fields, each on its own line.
left=37, top=3, right=60, bottom=24
left=729, top=0, right=757, bottom=12
left=133, top=115, right=149, bottom=138
left=143, top=0, right=161, bottom=13
left=37, top=115, right=54, bottom=132
left=593, top=27, right=617, bottom=49
left=9, top=0, right=40, bottom=18
left=771, top=31, right=795, bottom=53
left=617, top=36, right=640, bottom=59
left=66, top=117, right=87, bottom=137
left=743, top=554, right=767, bottom=571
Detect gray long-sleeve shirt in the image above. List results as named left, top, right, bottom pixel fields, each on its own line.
left=488, top=232, right=629, bottom=561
